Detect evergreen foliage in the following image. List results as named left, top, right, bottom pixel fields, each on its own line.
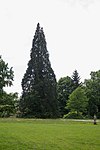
left=20, top=23, right=59, bottom=118
left=72, top=70, right=80, bottom=90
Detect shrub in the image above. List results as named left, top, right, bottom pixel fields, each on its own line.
left=63, top=111, right=84, bottom=119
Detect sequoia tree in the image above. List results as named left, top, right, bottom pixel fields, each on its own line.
left=20, top=23, right=59, bottom=118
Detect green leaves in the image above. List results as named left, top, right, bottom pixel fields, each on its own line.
left=0, top=92, right=18, bottom=117
left=0, top=56, right=14, bottom=90
left=67, top=87, right=88, bottom=114
left=57, top=70, right=80, bottom=117
left=0, top=56, right=16, bottom=117
left=84, top=70, right=100, bottom=117
left=57, top=76, right=73, bottom=116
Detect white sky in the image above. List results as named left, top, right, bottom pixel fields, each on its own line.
left=0, top=0, right=100, bottom=95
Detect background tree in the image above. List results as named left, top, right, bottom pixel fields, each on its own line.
left=84, top=70, right=100, bottom=118
left=20, top=23, right=59, bottom=118
left=0, top=92, right=18, bottom=117
left=0, top=55, right=14, bottom=92
left=67, top=86, right=88, bottom=115
left=57, top=70, right=81, bottom=117
left=0, top=55, right=16, bottom=117
left=57, top=76, right=73, bottom=117
left=71, top=70, right=80, bottom=91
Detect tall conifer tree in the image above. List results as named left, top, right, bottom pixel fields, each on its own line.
left=19, top=23, right=59, bottom=118
left=72, top=70, right=80, bottom=90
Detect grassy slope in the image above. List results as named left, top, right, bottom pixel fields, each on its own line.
left=0, top=118, right=99, bottom=150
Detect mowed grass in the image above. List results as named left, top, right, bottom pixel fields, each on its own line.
left=0, top=118, right=100, bottom=150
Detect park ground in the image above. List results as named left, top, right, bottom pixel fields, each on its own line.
left=0, top=118, right=100, bottom=150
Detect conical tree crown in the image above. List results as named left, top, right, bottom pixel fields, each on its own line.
left=72, top=70, right=80, bottom=90
left=20, top=23, right=59, bottom=118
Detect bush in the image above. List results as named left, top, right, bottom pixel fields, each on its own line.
left=0, top=105, right=15, bottom=117
left=63, top=111, right=84, bottom=119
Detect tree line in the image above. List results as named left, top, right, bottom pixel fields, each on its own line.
left=0, top=23, right=100, bottom=119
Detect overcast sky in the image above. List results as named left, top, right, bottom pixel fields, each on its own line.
left=0, top=0, right=100, bottom=95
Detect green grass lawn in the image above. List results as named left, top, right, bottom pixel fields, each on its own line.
left=0, top=118, right=99, bottom=150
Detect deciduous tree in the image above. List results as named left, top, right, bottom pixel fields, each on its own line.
left=0, top=56, right=16, bottom=117
left=84, top=70, right=100, bottom=118
left=57, top=76, right=73, bottom=117
left=67, top=86, right=88, bottom=115
left=0, top=56, right=14, bottom=92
